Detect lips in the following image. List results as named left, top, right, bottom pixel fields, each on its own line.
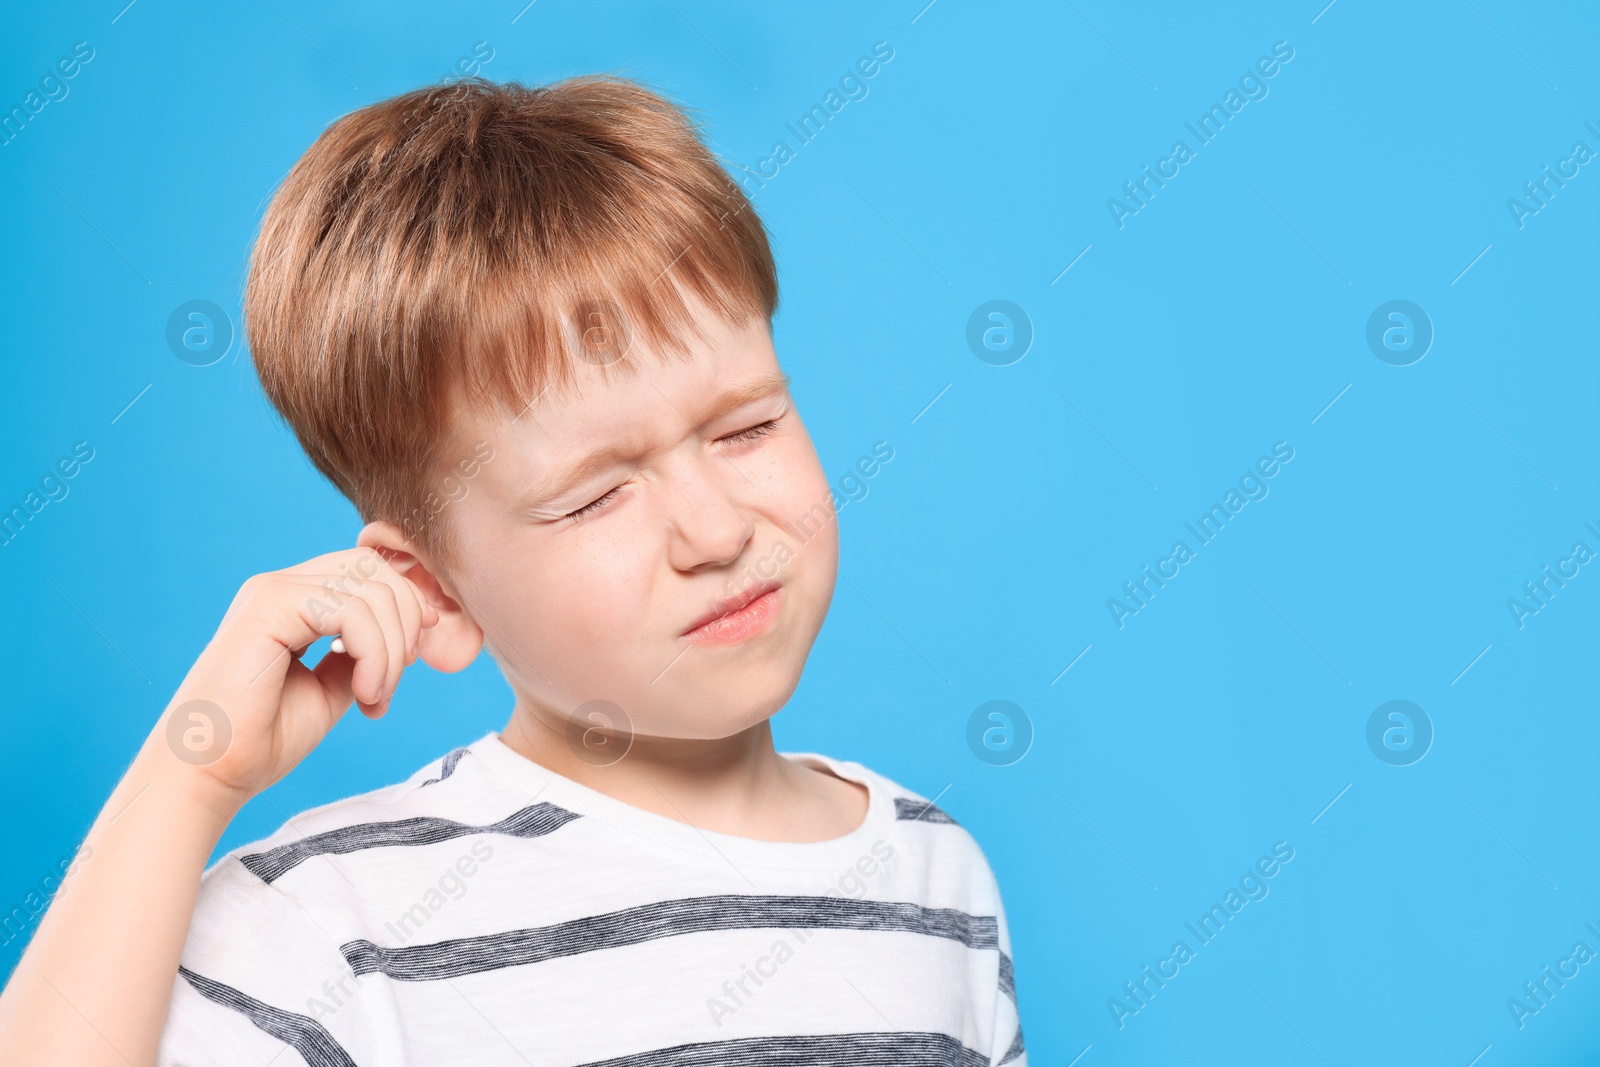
left=682, top=579, right=782, bottom=636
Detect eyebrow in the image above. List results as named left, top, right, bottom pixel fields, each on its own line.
left=513, top=370, right=793, bottom=511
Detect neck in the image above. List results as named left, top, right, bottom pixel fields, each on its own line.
left=499, top=697, right=796, bottom=836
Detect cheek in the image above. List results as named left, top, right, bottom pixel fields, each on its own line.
left=767, top=425, right=832, bottom=513
left=765, top=431, right=838, bottom=579
left=463, top=522, right=651, bottom=662
left=545, top=527, right=656, bottom=642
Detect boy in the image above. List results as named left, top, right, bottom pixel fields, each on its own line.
left=0, top=75, right=1025, bottom=1065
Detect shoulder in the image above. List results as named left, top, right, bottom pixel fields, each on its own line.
left=795, top=751, right=1001, bottom=889
left=813, top=752, right=965, bottom=828
left=194, top=734, right=538, bottom=907
left=158, top=745, right=496, bottom=1065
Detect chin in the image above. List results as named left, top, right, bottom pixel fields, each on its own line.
left=635, top=710, right=771, bottom=743
left=659, top=671, right=803, bottom=741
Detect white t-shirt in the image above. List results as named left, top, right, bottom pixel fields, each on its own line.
left=156, top=732, right=1027, bottom=1066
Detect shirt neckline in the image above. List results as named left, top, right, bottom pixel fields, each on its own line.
left=465, top=731, right=893, bottom=871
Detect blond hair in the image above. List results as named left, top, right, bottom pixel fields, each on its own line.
left=244, top=75, right=779, bottom=569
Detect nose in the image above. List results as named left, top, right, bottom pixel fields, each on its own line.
left=663, top=448, right=756, bottom=572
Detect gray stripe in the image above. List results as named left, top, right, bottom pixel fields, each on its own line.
left=240, top=802, right=581, bottom=884
left=343, top=894, right=998, bottom=981
left=996, top=950, right=1023, bottom=1064
left=998, top=1022, right=1026, bottom=1066
left=575, top=1031, right=988, bottom=1067
left=895, top=797, right=957, bottom=824
left=420, top=746, right=469, bottom=786
left=178, top=965, right=358, bottom=1067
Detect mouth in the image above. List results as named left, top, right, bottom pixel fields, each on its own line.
left=681, top=581, right=784, bottom=644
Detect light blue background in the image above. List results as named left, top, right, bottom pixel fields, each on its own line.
left=3, top=1, right=1598, bottom=1063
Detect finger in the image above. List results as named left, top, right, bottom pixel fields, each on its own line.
left=362, top=552, right=427, bottom=662
left=304, top=638, right=382, bottom=725
left=279, top=577, right=387, bottom=716
left=416, top=581, right=441, bottom=628
left=343, top=577, right=406, bottom=709
left=397, top=572, right=438, bottom=656
left=376, top=550, right=442, bottom=652
left=311, top=590, right=387, bottom=710
left=280, top=546, right=389, bottom=583
left=280, top=549, right=438, bottom=683
left=305, top=548, right=437, bottom=659
left=289, top=553, right=408, bottom=677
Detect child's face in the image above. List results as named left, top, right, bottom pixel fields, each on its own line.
left=428, top=295, right=839, bottom=742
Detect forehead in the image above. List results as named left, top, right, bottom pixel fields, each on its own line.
left=444, top=304, right=782, bottom=499
left=471, top=304, right=774, bottom=426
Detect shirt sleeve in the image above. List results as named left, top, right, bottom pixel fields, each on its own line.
left=156, top=855, right=386, bottom=1067
left=988, top=861, right=1027, bottom=1066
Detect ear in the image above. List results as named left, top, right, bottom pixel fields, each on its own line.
left=357, top=519, right=484, bottom=673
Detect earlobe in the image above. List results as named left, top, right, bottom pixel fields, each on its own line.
left=414, top=611, right=485, bottom=674
left=355, top=520, right=485, bottom=673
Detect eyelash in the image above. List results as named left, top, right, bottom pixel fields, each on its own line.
left=722, top=418, right=779, bottom=444
left=562, top=418, right=782, bottom=523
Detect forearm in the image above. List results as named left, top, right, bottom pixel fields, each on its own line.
left=0, top=735, right=243, bottom=1067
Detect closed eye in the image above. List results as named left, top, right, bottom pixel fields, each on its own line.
left=564, top=487, right=622, bottom=522
left=563, top=419, right=782, bottom=524
left=722, top=418, right=780, bottom=444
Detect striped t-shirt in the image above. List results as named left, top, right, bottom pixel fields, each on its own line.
left=156, top=732, right=1027, bottom=1066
